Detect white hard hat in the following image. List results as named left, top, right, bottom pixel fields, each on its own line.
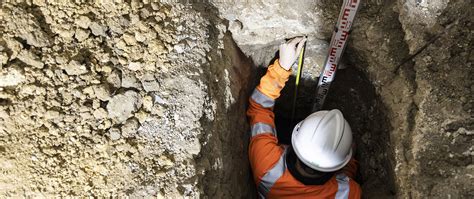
left=291, top=109, right=353, bottom=172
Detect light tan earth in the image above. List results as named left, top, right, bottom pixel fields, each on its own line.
left=0, top=1, right=230, bottom=197
left=0, top=0, right=472, bottom=198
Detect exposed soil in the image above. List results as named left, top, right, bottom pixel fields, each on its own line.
left=0, top=0, right=472, bottom=198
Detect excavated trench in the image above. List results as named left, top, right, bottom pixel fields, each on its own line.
left=273, top=66, right=395, bottom=197
left=198, top=30, right=396, bottom=197
left=259, top=52, right=394, bottom=197
left=197, top=1, right=473, bottom=197
left=0, top=1, right=471, bottom=197
left=192, top=1, right=399, bottom=196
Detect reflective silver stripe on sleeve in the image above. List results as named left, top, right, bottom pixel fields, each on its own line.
left=251, top=89, right=275, bottom=108
left=335, top=173, right=350, bottom=199
left=257, top=148, right=287, bottom=198
left=251, top=123, right=276, bottom=137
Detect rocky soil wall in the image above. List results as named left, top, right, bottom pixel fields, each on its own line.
left=0, top=1, right=253, bottom=197
left=0, top=0, right=472, bottom=198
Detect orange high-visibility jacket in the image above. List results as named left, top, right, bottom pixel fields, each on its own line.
left=247, top=59, right=362, bottom=198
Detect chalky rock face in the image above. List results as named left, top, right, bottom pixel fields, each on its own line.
left=244, top=37, right=331, bottom=80
left=212, top=1, right=345, bottom=80
left=211, top=1, right=330, bottom=46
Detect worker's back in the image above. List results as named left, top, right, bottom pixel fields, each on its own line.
left=247, top=56, right=361, bottom=198
left=249, top=134, right=361, bottom=198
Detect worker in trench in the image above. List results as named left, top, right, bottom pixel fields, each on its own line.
left=247, top=37, right=361, bottom=198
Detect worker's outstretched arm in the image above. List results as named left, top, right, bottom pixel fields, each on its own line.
left=246, top=59, right=292, bottom=180
left=246, top=37, right=306, bottom=182
left=247, top=59, right=292, bottom=130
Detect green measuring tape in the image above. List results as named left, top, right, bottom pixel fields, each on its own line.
left=295, top=43, right=305, bottom=87
left=291, top=42, right=306, bottom=124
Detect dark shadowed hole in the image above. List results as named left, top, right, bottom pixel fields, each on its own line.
left=270, top=64, right=396, bottom=198
left=201, top=31, right=396, bottom=197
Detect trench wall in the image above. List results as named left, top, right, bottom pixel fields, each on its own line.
left=0, top=0, right=472, bottom=198
left=213, top=0, right=473, bottom=198
left=0, top=1, right=248, bottom=197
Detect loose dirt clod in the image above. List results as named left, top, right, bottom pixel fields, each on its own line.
left=107, top=90, right=141, bottom=123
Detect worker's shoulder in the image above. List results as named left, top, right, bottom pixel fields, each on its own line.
left=249, top=134, right=284, bottom=156
left=249, top=134, right=284, bottom=158
left=349, top=178, right=361, bottom=188
left=249, top=134, right=285, bottom=174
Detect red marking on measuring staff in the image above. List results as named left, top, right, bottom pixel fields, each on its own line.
left=341, top=31, right=349, bottom=41
left=313, top=0, right=360, bottom=111
left=329, top=47, right=337, bottom=57
left=350, top=0, right=359, bottom=7
left=342, top=9, right=350, bottom=20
